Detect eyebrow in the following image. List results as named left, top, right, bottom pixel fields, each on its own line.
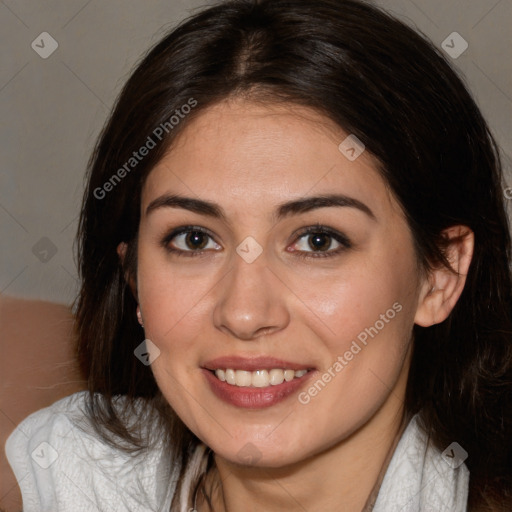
left=145, top=193, right=376, bottom=222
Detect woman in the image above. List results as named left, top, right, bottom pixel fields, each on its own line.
left=6, top=0, right=512, bottom=510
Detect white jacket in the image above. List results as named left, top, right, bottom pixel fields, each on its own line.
left=5, top=391, right=469, bottom=511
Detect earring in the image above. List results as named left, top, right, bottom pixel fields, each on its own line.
left=136, top=305, right=144, bottom=327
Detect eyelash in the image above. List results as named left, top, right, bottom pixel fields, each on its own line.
left=161, top=224, right=352, bottom=259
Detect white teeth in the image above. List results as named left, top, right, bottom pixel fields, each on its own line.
left=269, top=369, right=284, bottom=385
left=235, top=370, right=252, bottom=387
left=252, top=370, right=269, bottom=388
left=225, top=369, right=236, bottom=385
left=214, top=368, right=309, bottom=387
left=284, top=369, right=295, bottom=382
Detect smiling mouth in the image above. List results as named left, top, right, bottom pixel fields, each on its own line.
left=211, top=368, right=310, bottom=387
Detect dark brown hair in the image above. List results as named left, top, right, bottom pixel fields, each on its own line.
left=75, top=0, right=512, bottom=509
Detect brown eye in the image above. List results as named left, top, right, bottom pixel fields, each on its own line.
left=162, top=226, right=221, bottom=256
left=289, top=225, right=352, bottom=259
left=184, top=231, right=209, bottom=250
left=307, top=233, right=332, bottom=251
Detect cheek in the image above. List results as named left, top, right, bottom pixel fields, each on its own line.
left=135, top=245, right=217, bottom=347
left=291, top=248, right=419, bottom=418
left=290, top=265, right=414, bottom=437
left=293, top=255, right=414, bottom=352
left=135, top=254, right=208, bottom=420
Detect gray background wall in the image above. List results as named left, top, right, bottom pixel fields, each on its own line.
left=1, top=0, right=511, bottom=305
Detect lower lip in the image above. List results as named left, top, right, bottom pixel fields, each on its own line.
left=202, top=369, right=314, bottom=409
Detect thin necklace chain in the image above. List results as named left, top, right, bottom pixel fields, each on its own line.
left=192, top=473, right=371, bottom=512
left=191, top=412, right=409, bottom=512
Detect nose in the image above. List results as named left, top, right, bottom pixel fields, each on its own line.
left=212, top=251, right=290, bottom=341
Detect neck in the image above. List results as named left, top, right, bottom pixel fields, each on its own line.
left=198, top=402, right=410, bottom=512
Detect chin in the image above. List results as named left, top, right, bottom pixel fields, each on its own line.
left=209, top=435, right=314, bottom=469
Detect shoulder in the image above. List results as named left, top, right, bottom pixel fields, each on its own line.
left=374, top=413, right=470, bottom=512
left=5, top=391, right=177, bottom=512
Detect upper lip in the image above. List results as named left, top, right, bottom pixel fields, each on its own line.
left=202, top=356, right=314, bottom=372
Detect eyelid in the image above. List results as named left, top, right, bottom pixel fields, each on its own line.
left=161, top=224, right=352, bottom=258
left=162, top=225, right=217, bottom=243
left=288, top=224, right=352, bottom=259
left=292, top=225, right=352, bottom=248
left=161, top=225, right=221, bottom=257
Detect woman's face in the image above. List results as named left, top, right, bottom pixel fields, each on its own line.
left=135, top=98, right=427, bottom=467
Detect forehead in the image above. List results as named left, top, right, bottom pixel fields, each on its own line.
left=141, top=98, right=399, bottom=220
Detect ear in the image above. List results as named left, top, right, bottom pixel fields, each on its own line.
left=414, top=225, right=474, bottom=327
left=116, top=242, right=138, bottom=301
